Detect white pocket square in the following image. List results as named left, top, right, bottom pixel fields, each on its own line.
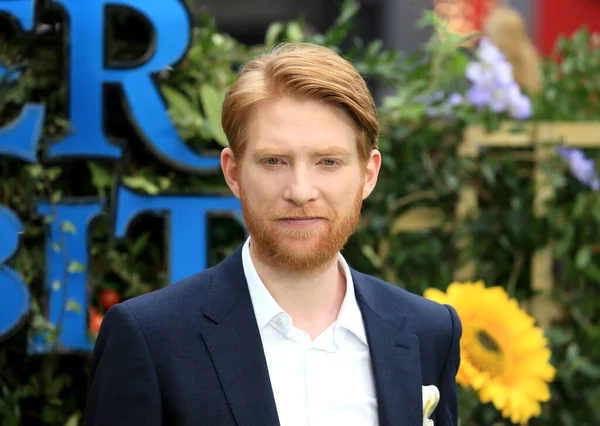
left=422, top=385, right=440, bottom=426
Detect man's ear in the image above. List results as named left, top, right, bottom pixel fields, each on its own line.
left=221, top=147, right=241, bottom=198
left=362, top=149, right=381, bottom=200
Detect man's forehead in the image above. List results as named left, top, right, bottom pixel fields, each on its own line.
left=250, top=145, right=353, bottom=156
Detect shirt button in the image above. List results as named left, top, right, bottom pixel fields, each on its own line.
left=276, top=317, right=284, bottom=325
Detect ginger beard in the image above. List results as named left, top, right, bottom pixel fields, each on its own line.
left=239, top=180, right=364, bottom=273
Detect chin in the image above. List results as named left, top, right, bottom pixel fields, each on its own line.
left=274, top=253, right=337, bottom=273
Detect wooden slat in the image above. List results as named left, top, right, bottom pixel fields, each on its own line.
left=532, top=132, right=555, bottom=292
left=454, top=133, right=479, bottom=281
left=464, top=123, right=535, bottom=147
left=531, top=126, right=564, bottom=327
left=391, top=206, right=446, bottom=233
left=538, top=122, right=600, bottom=146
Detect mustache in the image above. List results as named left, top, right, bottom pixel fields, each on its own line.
left=269, top=208, right=334, bottom=220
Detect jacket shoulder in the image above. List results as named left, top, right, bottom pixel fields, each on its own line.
left=117, top=266, right=216, bottom=322
left=354, top=271, right=459, bottom=339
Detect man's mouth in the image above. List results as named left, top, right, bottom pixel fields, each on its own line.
left=279, top=217, right=323, bottom=220
left=277, top=217, right=326, bottom=228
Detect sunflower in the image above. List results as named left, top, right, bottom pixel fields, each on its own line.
left=425, top=281, right=556, bottom=425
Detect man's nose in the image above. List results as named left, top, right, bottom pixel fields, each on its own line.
left=282, top=165, right=319, bottom=206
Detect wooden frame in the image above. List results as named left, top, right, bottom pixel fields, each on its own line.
left=456, top=122, right=600, bottom=327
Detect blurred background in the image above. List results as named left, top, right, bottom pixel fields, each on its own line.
left=1, top=0, right=600, bottom=425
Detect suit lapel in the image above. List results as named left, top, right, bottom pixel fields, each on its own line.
left=199, top=246, right=280, bottom=426
left=353, top=270, right=423, bottom=426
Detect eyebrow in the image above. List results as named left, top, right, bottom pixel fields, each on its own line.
left=253, top=146, right=352, bottom=157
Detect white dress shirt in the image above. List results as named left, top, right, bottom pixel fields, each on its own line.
left=242, top=238, right=378, bottom=426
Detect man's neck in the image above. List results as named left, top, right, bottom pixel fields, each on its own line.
left=249, top=245, right=346, bottom=340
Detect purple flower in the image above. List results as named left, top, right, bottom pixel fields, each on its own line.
left=494, top=62, right=514, bottom=87
left=466, top=63, right=495, bottom=87
left=424, top=93, right=463, bottom=118
left=464, top=38, right=531, bottom=119
left=507, top=88, right=532, bottom=119
left=447, top=93, right=463, bottom=106
left=467, top=85, right=492, bottom=107
left=477, top=38, right=505, bottom=64
left=466, top=62, right=513, bottom=90
left=557, top=146, right=600, bottom=190
left=467, top=39, right=513, bottom=88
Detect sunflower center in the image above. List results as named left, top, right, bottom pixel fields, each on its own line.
left=463, top=328, right=506, bottom=377
left=477, top=330, right=500, bottom=352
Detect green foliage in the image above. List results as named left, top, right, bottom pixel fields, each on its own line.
left=534, top=29, right=600, bottom=120
left=159, top=12, right=247, bottom=149
left=1, top=0, right=599, bottom=424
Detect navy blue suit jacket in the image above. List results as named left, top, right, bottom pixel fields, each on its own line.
left=83, top=245, right=462, bottom=426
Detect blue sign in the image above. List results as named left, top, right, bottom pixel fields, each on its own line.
left=29, top=201, right=105, bottom=354
left=0, top=0, right=242, bottom=353
left=0, top=206, right=30, bottom=342
left=45, top=0, right=221, bottom=172
left=0, top=0, right=45, bottom=163
left=113, top=185, right=242, bottom=285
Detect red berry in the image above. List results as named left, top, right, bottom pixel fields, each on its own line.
left=89, top=311, right=104, bottom=334
left=98, top=288, right=120, bottom=310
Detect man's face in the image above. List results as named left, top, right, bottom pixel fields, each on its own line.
left=221, top=96, right=381, bottom=272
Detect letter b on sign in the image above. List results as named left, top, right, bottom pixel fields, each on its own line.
left=0, top=206, right=30, bottom=341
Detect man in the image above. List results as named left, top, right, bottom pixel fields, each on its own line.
left=84, top=43, right=461, bottom=426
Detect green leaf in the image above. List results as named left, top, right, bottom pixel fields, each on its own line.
left=87, top=162, right=112, bottom=194
left=65, top=299, right=82, bottom=312
left=210, top=33, right=225, bottom=47
left=130, top=233, right=151, bottom=257
left=51, top=190, right=63, bottom=203
left=265, top=22, right=284, bottom=48
left=199, top=83, right=229, bottom=147
left=26, top=164, right=43, bottom=178
left=334, top=0, right=359, bottom=27
left=158, top=177, right=171, bottom=190
left=64, top=412, right=81, bottom=426
left=415, top=10, right=439, bottom=29
left=122, top=176, right=160, bottom=195
left=449, top=52, right=470, bottom=77
left=61, top=221, right=77, bottom=235
left=53, top=117, right=71, bottom=131
left=481, top=163, right=496, bottom=185
left=30, top=313, right=51, bottom=331
left=575, top=246, right=591, bottom=269
left=285, top=22, right=304, bottom=42
left=361, top=245, right=382, bottom=268
left=161, top=85, right=196, bottom=116
left=46, top=167, right=62, bottom=181
left=67, top=261, right=86, bottom=273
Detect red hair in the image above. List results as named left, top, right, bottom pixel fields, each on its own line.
left=221, top=42, right=379, bottom=162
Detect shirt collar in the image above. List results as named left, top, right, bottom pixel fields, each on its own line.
left=335, top=253, right=368, bottom=346
left=242, top=238, right=283, bottom=331
left=242, top=237, right=368, bottom=346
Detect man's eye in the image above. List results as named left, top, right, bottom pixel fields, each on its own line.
left=322, top=159, right=337, bottom=166
left=265, top=158, right=280, bottom=165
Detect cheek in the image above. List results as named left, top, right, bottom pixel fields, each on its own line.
left=240, top=173, right=281, bottom=205
left=321, top=177, right=362, bottom=207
